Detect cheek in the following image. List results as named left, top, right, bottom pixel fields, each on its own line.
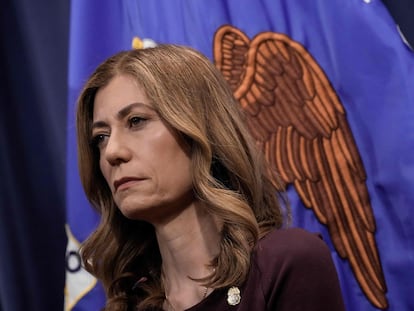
left=166, top=153, right=193, bottom=189
left=153, top=144, right=192, bottom=188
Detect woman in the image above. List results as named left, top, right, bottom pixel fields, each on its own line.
left=76, top=44, right=345, bottom=311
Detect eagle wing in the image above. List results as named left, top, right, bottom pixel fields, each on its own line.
left=214, top=25, right=387, bottom=309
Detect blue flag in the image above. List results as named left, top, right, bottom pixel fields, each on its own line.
left=66, top=1, right=414, bottom=310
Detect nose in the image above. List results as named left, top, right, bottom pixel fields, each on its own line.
left=103, top=131, right=132, bottom=166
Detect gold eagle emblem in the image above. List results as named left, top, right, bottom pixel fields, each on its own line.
left=214, top=25, right=388, bottom=309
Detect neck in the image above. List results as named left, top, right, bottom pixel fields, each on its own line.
left=154, top=202, right=221, bottom=309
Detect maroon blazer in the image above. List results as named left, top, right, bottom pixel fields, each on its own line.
left=185, top=228, right=346, bottom=311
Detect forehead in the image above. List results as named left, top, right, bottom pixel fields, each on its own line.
left=93, top=75, right=150, bottom=118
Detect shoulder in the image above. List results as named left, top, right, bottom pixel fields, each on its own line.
left=255, top=227, right=331, bottom=264
left=250, top=227, right=345, bottom=311
left=252, top=227, right=337, bottom=294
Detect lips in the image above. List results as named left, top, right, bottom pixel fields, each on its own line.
left=113, top=177, right=144, bottom=191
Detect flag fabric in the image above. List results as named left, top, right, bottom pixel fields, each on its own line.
left=65, top=1, right=414, bottom=310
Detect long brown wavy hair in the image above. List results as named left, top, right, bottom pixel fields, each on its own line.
left=76, top=44, right=290, bottom=311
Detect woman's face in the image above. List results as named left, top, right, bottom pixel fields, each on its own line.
left=92, top=74, right=194, bottom=223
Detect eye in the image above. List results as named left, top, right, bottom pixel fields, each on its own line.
left=90, top=133, right=108, bottom=149
left=129, top=116, right=146, bottom=128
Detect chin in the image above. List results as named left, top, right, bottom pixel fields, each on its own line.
left=117, top=201, right=157, bottom=223
left=119, top=207, right=146, bottom=220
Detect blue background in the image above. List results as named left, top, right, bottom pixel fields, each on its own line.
left=1, top=0, right=414, bottom=310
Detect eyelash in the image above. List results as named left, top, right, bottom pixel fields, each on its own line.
left=90, top=134, right=108, bottom=148
left=129, top=116, right=146, bottom=128
left=90, top=116, right=148, bottom=148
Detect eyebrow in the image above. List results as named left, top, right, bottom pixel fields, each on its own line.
left=117, top=102, right=153, bottom=119
left=91, top=102, right=154, bottom=131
